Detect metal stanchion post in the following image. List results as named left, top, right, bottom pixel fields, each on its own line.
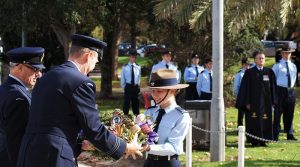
left=238, top=126, right=245, bottom=167
left=186, top=118, right=192, bottom=167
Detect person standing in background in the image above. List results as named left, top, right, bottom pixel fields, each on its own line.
left=121, top=49, right=141, bottom=116
left=272, top=46, right=298, bottom=141
left=236, top=51, right=277, bottom=146
left=150, top=49, right=180, bottom=83
left=184, top=53, right=204, bottom=100
left=196, top=58, right=213, bottom=100
left=233, top=57, right=250, bottom=126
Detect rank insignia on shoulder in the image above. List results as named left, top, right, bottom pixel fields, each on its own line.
left=16, top=98, right=24, bottom=101
left=86, top=83, right=94, bottom=87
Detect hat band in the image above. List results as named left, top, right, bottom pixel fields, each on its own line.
left=150, top=78, right=177, bottom=87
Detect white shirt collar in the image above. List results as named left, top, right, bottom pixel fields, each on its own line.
left=68, top=60, right=81, bottom=72
left=158, top=101, right=178, bottom=114
left=9, top=74, right=28, bottom=90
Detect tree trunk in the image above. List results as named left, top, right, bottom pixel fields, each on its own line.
left=1, top=62, right=10, bottom=84
left=50, top=22, right=75, bottom=59
left=100, top=31, right=113, bottom=98
left=100, top=15, right=124, bottom=98
left=112, top=16, right=123, bottom=80
left=130, top=15, right=137, bottom=49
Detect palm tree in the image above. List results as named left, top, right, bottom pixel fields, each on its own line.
left=153, top=0, right=297, bottom=34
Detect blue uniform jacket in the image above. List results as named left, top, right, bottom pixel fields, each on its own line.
left=0, top=76, right=31, bottom=167
left=17, top=61, right=126, bottom=167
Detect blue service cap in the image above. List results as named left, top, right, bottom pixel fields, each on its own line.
left=71, top=34, right=107, bottom=52
left=7, top=47, right=45, bottom=70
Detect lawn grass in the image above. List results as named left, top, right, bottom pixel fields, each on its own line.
left=95, top=56, right=300, bottom=166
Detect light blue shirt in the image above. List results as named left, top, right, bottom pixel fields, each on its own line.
left=233, top=69, right=246, bottom=97
left=120, top=62, right=141, bottom=89
left=272, top=59, right=297, bottom=88
left=151, top=61, right=180, bottom=83
left=196, top=69, right=213, bottom=96
left=8, top=74, right=28, bottom=90
left=183, top=64, right=204, bottom=83
left=144, top=102, right=190, bottom=156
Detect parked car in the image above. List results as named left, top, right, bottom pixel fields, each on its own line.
left=118, top=43, right=132, bottom=56
left=141, top=44, right=166, bottom=57
left=261, top=40, right=296, bottom=56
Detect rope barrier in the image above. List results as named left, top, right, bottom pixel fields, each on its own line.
left=191, top=124, right=300, bottom=143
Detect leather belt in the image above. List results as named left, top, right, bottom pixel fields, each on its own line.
left=148, top=154, right=179, bottom=161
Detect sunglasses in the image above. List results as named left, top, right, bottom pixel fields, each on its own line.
left=22, top=64, right=42, bottom=72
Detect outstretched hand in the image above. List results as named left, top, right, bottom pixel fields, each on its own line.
left=124, top=133, right=143, bottom=159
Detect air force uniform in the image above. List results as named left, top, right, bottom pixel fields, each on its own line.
left=17, top=35, right=126, bottom=167
left=121, top=59, right=141, bottom=115
left=184, top=64, right=204, bottom=100
left=196, top=69, right=213, bottom=100
left=0, top=47, right=45, bottom=167
left=151, top=61, right=180, bottom=83
left=272, top=58, right=297, bottom=140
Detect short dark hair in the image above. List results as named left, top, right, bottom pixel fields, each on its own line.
left=252, top=50, right=264, bottom=58
left=204, top=57, right=212, bottom=64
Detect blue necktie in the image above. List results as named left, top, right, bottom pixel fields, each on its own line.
left=209, top=73, right=212, bottom=92
left=166, top=64, right=169, bottom=69
left=131, top=65, right=134, bottom=85
left=286, top=62, right=291, bottom=87
left=154, top=109, right=166, bottom=132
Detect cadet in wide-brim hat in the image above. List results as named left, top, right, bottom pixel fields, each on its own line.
left=149, top=69, right=189, bottom=90
left=143, top=69, right=190, bottom=167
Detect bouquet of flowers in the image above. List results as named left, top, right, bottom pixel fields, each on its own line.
left=108, top=109, right=158, bottom=145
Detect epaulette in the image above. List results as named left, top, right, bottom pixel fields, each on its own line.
left=123, top=63, right=128, bottom=66
left=147, top=105, right=157, bottom=109
left=238, top=69, right=242, bottom=73
left=136, top=63, right=140, bottom=66
left=201, top=70, right=205, bottom=74
left=188, top=65, right=191, bottom=68
left=175, top=107, right=188, bottom=114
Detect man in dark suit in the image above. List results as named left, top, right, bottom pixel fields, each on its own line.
left=17, top=34, right=142, bottom=167
left=0, top=47, right=45, bottom=167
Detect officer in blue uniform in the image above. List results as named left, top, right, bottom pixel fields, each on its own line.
left=183, top=53, right=204, bottom=100
left=121, top=49, right=141, bottom=115
left=0, top=47, right=44, bottom=167
left=234, top=58, right=250, bottom=126
left=196, top=58, right=213, bottom=100
left=17, top=34, right=142, bottom=167
left=150, top=49, right=180, bottom=83
left=142, top=69, right=190, bottom=167
left=272, top=46, right=298, bottom=141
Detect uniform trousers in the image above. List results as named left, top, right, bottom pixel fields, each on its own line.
left=199, top=91, right=212, bottom=100
left=185, top=82, right=199, bottom=100
left=273, top=86, right=296, bottom=139
left=123, top=84, right=140, bottom=115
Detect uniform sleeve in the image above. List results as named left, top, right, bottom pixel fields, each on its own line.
left=3, top=95, right=30, bottom=166
left=120, top=66, right=126, bottom=89
left=148, top=113, right=190, bottom=156
left=272, top=64, right=278, bottom=77
left=235, top=70, right=250, bottom=110
left=233, top=73, right=240, bottom=97
left=183, top=67, right=189, bottom=82
left=196, top=74, right=203, bottom=96
left=72, top=82, right=126, bottom=160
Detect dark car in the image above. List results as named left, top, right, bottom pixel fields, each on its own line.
left=118, top=43, right=132, bottom=56
left=142, top=44, right=166, bottom=57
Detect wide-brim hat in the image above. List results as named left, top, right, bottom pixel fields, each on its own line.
left=7, top=47, right=45, bottom=70
left=281, top=46, right=295, bottom=53
left=149, top=69, right=189, bottom=89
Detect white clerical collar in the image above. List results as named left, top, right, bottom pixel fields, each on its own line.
left=68, top=60, right=81, bottom=72
left=9, top=74, right=28, bottom=90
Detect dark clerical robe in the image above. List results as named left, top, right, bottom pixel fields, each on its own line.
left=235, top=66, right=277, bottom=143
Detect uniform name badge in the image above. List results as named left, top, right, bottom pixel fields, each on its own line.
left=263, top=75, right=269, bottom=81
